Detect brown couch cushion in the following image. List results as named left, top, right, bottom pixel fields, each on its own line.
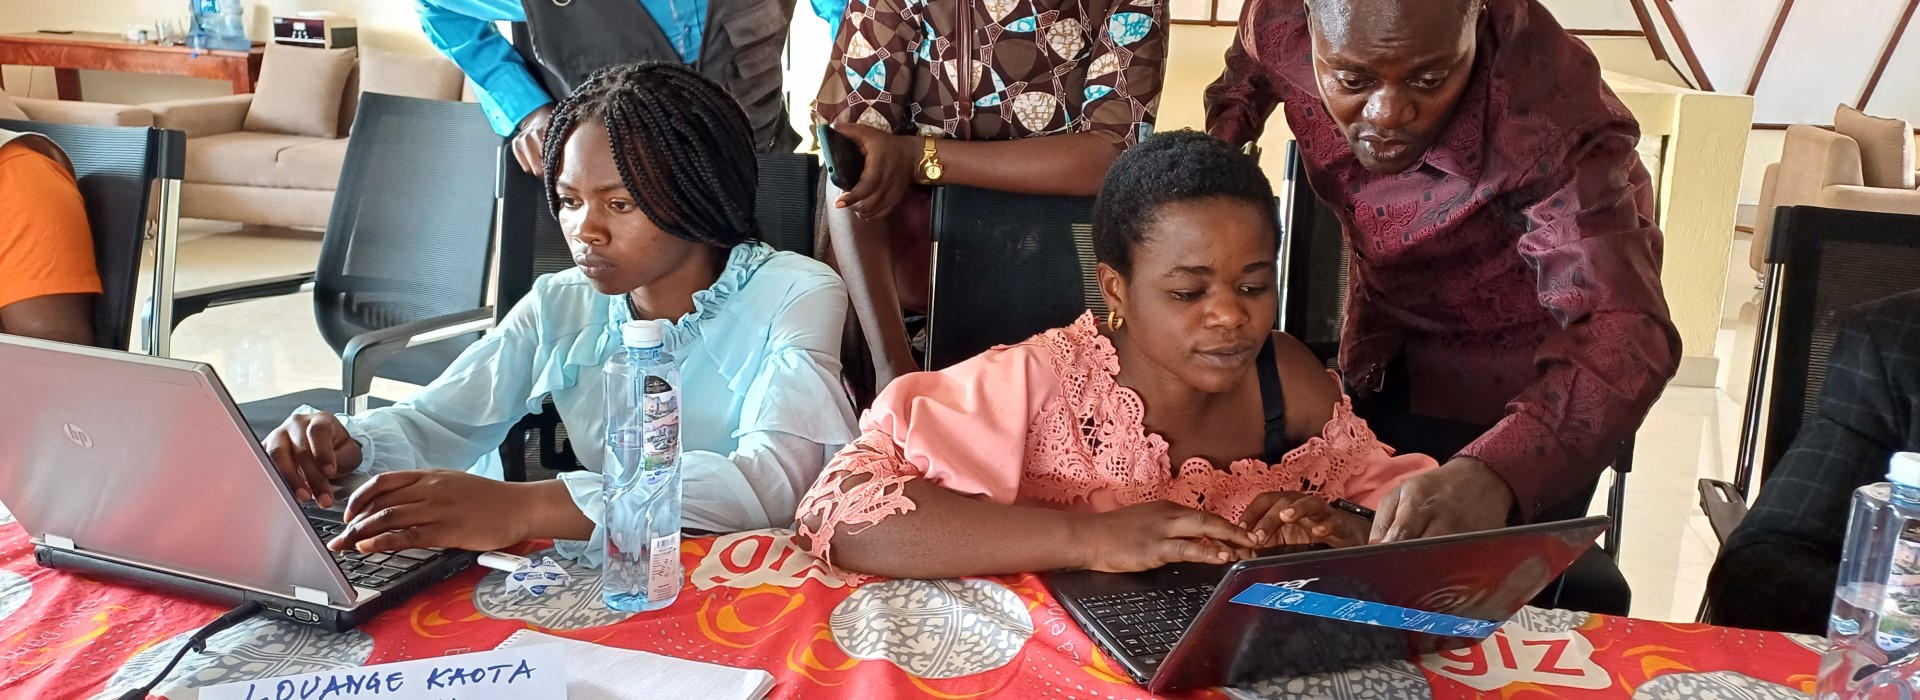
left=1835, top=105, right=1916, bottom=190
left=276, top=139, right=349, bottom=190
left=0, top=90, right=26, bottom=120
left=361, top=49, right=464, bottom=101
left=186, top=132, right=331, bottom=188
left=245, top=43, right=358, bottom=139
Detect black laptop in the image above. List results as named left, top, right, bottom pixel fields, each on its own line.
left=1047, top=516, right=1610, bottom=693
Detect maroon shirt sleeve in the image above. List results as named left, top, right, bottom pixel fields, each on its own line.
left=1203, top=0, right=1289, bottom=146
left=1455, top=120, right=1682, bottom=519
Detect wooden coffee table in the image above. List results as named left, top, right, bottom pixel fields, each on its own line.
left=0, top=31, right=264, bottom=100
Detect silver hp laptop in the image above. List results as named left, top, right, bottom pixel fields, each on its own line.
left=0, top=335, right=475, bottom=630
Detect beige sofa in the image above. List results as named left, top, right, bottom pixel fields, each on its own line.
left=0, top=90, right=154, bottom=127
left=144, top=48, right=470, bottom=230
left=1751, top=107, right=1920, bottom=272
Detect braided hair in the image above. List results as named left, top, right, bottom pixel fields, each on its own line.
left=542, top=62, right=759, bottom=247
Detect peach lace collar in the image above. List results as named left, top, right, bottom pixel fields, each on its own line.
left=1022, top=312, right=1382, bottom=514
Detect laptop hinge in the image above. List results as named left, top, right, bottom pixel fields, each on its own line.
left=44, top=534, right=75, bottom=550
left=292, top=586, right=330, bottom=605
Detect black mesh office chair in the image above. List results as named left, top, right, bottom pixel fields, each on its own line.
left=0, top=119, right=186, bottom=351
left=1279, top=147, right=1633, bottom=559
left=922, top=187, right=1101, bottom=370
left=161, top=94, right=501, bottom=437
left=1700, top=206, right=1920, bottom=547
left=493, top=150, right=823, bottom=481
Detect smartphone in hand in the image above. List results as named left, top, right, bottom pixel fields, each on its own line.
left=816, top=124, right=865, bottom=190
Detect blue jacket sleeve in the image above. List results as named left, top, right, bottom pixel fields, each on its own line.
left=416, top=0, right=554, bottom=136
left=811, top=0, right=847, bottom=37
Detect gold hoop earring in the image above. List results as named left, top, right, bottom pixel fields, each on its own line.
left=1106, top=310, right=1124, bottom=331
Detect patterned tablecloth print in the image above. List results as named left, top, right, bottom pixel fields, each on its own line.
left=0, top=520, right=1822, bottom=699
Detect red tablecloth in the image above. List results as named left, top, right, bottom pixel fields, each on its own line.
left=0, top=520, right=1821, bottom=700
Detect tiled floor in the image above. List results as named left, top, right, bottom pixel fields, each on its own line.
left=146, top=220, right=1768, bottom=623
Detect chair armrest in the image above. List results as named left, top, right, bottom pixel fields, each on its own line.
left=1818, top=185, right=1920, bottom=216
left=1697, top=478, right=1750, bottom=546
left=341, top=308, right=494, bottom=401
left=1779, top=124, right=1864, bottom=194
left=13, top=97, right=153, bottom=127
left=145, top=94, right=253, bottom=138
left=159, top=272, right=316, bottom=331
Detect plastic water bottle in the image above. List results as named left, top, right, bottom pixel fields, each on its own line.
left=189, top=0, right=248, bottom=52
left=601, top=320, right=683, bottom=612
left=209, top=0, right=248, bottom=51
left=1819, top=452, right=1920, bottom=699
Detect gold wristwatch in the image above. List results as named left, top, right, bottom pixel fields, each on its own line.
left=918, top=136, right=945, bottom=183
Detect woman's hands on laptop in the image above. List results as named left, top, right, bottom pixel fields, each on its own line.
left=1074, top=502, right=1261, bottom=573
left=324, top=471, right=596, bottom=554
left=263, top=411, right=363, bottom=509
left=1239, top=492, right=1368, bottom=548
left=328, top=471, right=521, bottom=553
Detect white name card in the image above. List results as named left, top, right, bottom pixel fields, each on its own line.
left=202, top=644, right=568, bottom=700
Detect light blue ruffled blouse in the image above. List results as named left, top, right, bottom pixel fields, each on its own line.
left=334, top=243, right=858, bottom=565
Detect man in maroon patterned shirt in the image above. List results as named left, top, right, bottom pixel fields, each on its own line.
left=1206, top=0, right=1679, bottom=610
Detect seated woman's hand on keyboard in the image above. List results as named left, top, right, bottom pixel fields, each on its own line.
left=263, top=411, right=363, bottom=509
left=326, top=470, right=550, bottom=554
left=1239, top=492, right=1368, bottom=548
left=1074, top=501, right=1261, bottom=573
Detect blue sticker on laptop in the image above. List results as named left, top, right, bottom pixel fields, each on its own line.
left=1229, top=583, right=1503, bottom=639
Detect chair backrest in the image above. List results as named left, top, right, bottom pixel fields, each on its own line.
left=924, top=186, right=1100, bottom=370
left=754, top=152, right=819, bottom=258
left=1279, top=144, right=1349, bottom=368
left=311, top=93, right=500, bottom=378
left=0, top=119, right=184, bottom=351
left=1755, top=205, right=1920, bottom=483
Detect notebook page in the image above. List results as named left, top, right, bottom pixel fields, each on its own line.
left=497, top=629, right=775, bottom=700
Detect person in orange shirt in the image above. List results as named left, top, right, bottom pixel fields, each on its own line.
left=0, top=129, right=99, bottom=346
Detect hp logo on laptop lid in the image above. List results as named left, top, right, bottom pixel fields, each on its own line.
left=63, top=424, right=92, bottom=449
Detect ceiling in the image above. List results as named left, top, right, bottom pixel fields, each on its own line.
left=1542, top=0, right=1920, bottom=126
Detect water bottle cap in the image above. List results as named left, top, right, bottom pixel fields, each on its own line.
left=1893, top=452, right=1920, bottom=487
left=621, top=320, right=664, bottom=349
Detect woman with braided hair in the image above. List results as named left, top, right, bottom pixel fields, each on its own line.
left=258, top=63, right=858, bottom=564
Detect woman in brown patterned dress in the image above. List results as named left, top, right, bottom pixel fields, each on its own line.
left=814, top=0, right=1168, bottom=390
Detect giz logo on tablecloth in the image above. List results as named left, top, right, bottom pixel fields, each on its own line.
left=1421, top=625, right=1609, bottom=691
left=690, top=530, right=846, bottom=590
left=62, top=424, right=92, bottom=449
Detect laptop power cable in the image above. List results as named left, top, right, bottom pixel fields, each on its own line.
left=117, top=600, right=263, bottom=700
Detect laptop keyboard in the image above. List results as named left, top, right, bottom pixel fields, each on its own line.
left=1081, top=584, right=1215, bottom=666
left=305, top=514, right=441, bottom=590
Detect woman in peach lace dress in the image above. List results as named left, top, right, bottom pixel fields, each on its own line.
left=794, top=131, right=1438, bottom=579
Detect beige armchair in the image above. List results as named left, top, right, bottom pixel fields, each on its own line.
left=1751, top=108, right=1920, bottom=272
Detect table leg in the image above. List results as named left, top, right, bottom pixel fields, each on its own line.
left=53, top=68, right=81, bottom=100
left=228, top=61, right=254, bottom=94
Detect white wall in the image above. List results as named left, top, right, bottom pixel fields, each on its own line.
left=1740, top=129, right=1784, bottom=206
left=1535, top=0, right=1641, bottom=31
left=0, top=1, right=436, bottom=104
left=1581, top=36, right=1688, bottom=88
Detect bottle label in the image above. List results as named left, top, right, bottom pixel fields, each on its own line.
left=642, top=375, right=679, bottom=469
left=647, top=532, right=680, bottom=602
left=1878, top=520, right=1920, bottom=651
